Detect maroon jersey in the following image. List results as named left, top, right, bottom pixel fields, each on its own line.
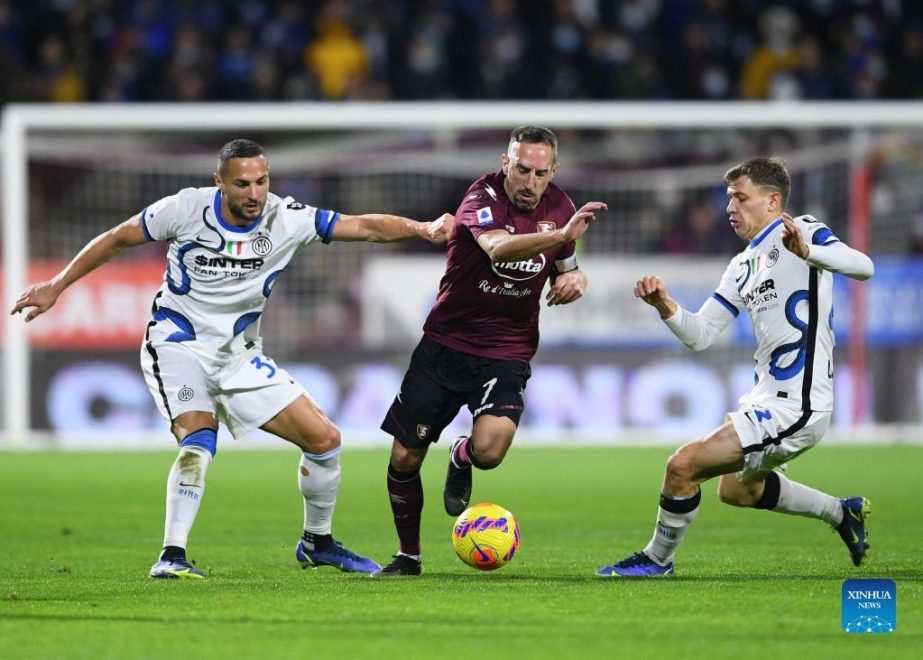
left=423, top=170, right=578, bottom=362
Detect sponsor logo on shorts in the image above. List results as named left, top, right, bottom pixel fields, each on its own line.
left=474, top=402, right=495, bottom=416
left=842, top=579, right=896, bottom=633
left=178, top=386, right=194, bottom=402
left=416, top=424, right=431, bottom=440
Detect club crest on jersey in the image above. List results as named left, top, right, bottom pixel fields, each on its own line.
left=767, top=247, right=779, bottom=267
left=477, top=207, right=494, bottom=225
left=416, top=424, right=431, bottom=440
left=178, top=386, right=194, bottom=402
left=537, top=221, right=556, bottom=233
left=252, top=236, right=273, bottom=256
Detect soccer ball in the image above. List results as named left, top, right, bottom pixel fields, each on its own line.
left=451, top=502, right=520, bottom=571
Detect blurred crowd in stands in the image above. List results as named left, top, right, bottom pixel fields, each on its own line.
left=2, top=0, right=923, bottom=105
left=7, top=0, right=923, bottom=257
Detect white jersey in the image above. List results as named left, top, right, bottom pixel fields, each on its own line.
left=712, top=216, right=839, bottom=410
left=713, top=216, right=839, bottom=411
left=665, top=215, right=859, bottom=416
left=141, top=186, right=338, bottom=357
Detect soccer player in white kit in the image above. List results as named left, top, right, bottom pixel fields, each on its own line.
left=11, top=139, right=452, bottom=579
left=596, top=157, right=875, bottom=577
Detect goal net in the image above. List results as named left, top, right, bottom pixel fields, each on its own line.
left=3, top=102, right=921, bottom=447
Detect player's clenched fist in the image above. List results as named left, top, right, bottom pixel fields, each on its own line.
left=634, top=275, right=667, bottom=303
left=426, top=213, right=455, bottom=245
left=634, top=275, right=677, bottom=319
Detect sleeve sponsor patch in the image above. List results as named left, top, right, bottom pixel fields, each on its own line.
left=811, top=226, right=840, bottom=246
left=477, top=207, right=494, bottom=225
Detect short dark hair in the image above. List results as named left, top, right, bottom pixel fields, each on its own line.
left=724, top=157, right=790, bottom=206
left=217, top=139, right=265, bottom=174
left=509, top=125, right=558, bottom=164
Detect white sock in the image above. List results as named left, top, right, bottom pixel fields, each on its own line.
left=163, top=446, right=212, bottom=549
left=643, top=492, right=700, bottom=565
left=774, top=472, right=842, bottom=526
left=299, top=448, right=341, bottom=534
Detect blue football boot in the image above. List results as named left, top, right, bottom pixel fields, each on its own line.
left=596, top=551, right=674, bottom=577
left=295, top=538, right=381, bottom=574
left=835, top=497, right=871, bottom=566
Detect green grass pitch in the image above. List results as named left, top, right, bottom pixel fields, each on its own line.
left=1, top=444, right=920, bottom=658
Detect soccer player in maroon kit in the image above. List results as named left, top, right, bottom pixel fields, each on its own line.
left=373, top=126, right=607, bottom=576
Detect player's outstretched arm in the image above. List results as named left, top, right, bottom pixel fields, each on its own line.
left=638, top=274, right=737, bottom=352
left=781, top=212, right=874, bottom=280
left=477, top=201, right=607, bottom=263
left=634, top=275, right=678, bottom=320
left=330, top=212, right=454, bottom=244
left=10, top=215, right=148, bottom=322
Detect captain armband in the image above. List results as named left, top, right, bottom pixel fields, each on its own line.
left=554, top=254, right=578, bottom=273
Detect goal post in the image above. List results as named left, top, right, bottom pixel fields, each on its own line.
left=3, top=101, right=922, bottom=447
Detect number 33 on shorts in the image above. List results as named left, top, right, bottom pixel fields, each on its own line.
left=250, top=355, right=277, bottom=379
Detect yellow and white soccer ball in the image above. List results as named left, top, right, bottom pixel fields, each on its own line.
left=451, top=502, right=520, bottom=571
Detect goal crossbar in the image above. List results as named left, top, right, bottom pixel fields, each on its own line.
left=3, top=100, right=920, bottom=444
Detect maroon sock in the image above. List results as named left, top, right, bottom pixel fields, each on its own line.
left=387, top=463, right=423, bottom=555
left=451, top=436, right=473, bottom=468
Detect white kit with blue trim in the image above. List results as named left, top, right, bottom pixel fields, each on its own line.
left=662, top=215, right=873, bottom=412
left=140, top=187, right=339, bottom=357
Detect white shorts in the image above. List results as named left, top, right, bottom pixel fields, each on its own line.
left=140, top=341, right=304, bottom=439
left=727, top=403, right=831, bottom=477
